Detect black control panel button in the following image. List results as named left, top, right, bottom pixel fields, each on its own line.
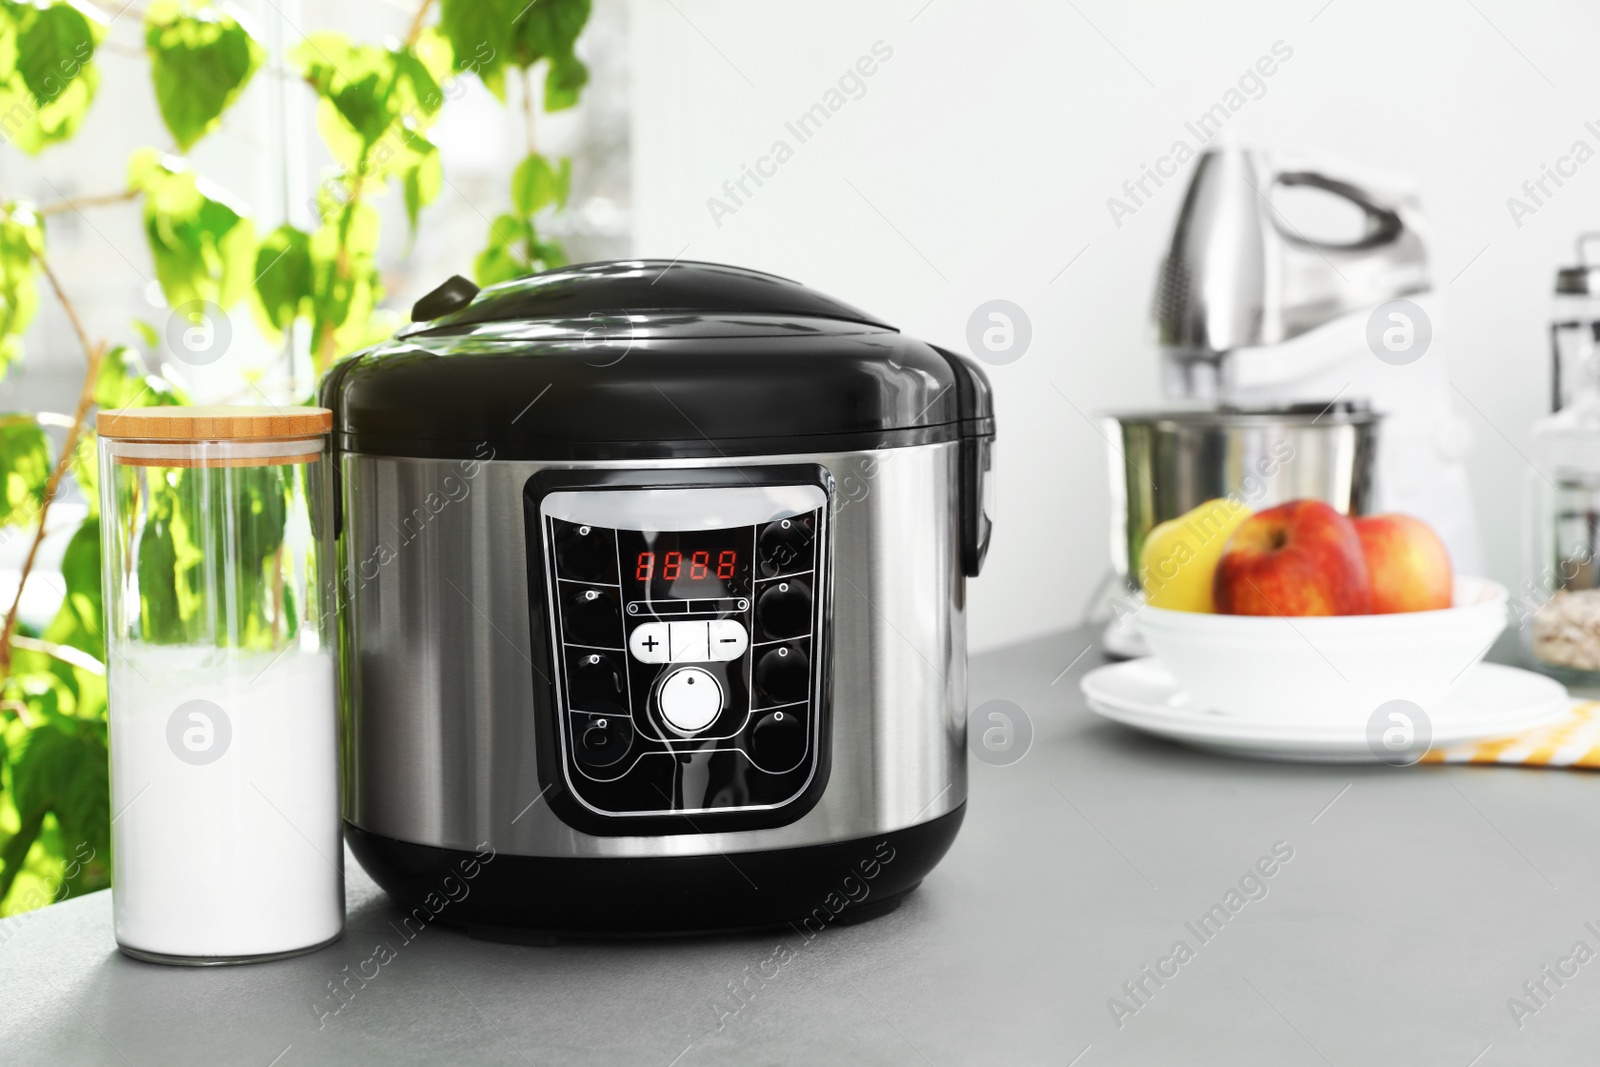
left=755, top=643, right=808, bottom=705
left=574, top=710, right=634, bottom=769
left=555, top=522, right=615, bottom=582
left=564, top=587, right=622, bottom=647
left=756, top=579, right=812, bottom=639
left=570, top=651, right=624, bottom=710
left=751, top=709, right=806, bottom=772
left=758, top=517, right=813, bottom=577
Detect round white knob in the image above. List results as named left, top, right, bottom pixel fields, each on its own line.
left=657, top=667, right=722, bottom=733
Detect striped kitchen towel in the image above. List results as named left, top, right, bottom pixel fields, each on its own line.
left=1421, top=701, right=1600, bottom=767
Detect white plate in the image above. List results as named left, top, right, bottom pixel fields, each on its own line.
left=1080, top=658, right=1570, bottom=762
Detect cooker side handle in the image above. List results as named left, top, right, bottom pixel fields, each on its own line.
left=316, top=356, right=361, bottom=542
left=962, top=432, right=995, bottom=578
left=930, top=346, right=995, bottom=578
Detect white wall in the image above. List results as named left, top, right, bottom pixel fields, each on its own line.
left=629, top=0, right=1597, bottom=651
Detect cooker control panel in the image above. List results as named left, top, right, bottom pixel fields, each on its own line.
left=526, top=470, right=832, bottom=834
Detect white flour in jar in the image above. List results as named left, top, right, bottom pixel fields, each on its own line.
left=109, top=642, right=343, bottom=959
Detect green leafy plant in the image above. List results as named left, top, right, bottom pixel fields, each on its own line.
left=438, top=0, right=588, bottom=285
left=0, top=0, right=594, bottom=916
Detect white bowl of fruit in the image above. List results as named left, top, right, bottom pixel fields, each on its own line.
left=1133, top=498, right=1508, bottom=722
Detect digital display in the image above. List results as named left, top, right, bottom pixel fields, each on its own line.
left=619, top=527, right=752, bottom=601
left=634, top=550, right=738, bottom=582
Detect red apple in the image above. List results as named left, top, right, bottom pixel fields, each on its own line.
left=1353, top=513, right=1453, bottom=613
left=1213, top=500, right=1373, bottom=616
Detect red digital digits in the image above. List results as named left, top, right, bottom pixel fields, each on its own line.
left=638, top=547, right=738, bottom=584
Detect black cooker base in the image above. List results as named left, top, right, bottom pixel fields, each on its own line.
left=344, top=804, right=964, bottom=939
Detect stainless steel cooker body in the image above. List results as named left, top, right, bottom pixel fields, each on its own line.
left=338, top=443, right=968, bottom=860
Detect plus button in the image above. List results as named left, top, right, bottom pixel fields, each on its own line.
left=629, top=622, right=671, bottom=664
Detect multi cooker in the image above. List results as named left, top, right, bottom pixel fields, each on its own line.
left=321, top=260, right=995, bottom=935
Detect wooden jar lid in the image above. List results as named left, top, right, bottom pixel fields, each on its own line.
left=97, top=405, right=333, bottom=441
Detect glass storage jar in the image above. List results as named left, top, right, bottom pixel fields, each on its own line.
left=1523, top=349, right=1600, bottom=682
left=1552, top=233, right=1600, bottom=412
left=97, top=405, right=341, bottom=964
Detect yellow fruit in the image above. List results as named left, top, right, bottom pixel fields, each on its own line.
left=1138, top=498, right=1253, bottom=613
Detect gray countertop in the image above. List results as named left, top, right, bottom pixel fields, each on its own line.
left=4, top=627, right=1599, bottom=1066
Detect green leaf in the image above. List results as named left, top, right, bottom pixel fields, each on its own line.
left=511, top=0, right=590, bottom=76
left=287, top=30, right=458, bottom=358
left=256, top=192, right=390, bottom=364
left=438, top=0, right=591, bottom=111
left=308, top=199, right=384, bottom=361
left=42, top=515, right=101, bottom=660
left=0, top=801, right=46, bottom=912
left=392, top=46, right=444, bottom=118
left=293, top=32, right=449, bottom=169
left=295, top=33, right=392, bottom=147
left=402, top=140, right=441, bottom=233
left=473, top=212, right=565, bottom=287
left=16, top=2, right=102, bottom=103
left=95, top=344, right=142, bottom=409
left=543, top=50, right=587, bottom=111
left=132, top=463, right=297, bottom=649
left=144, top=0, right=265, bottom=152
left=0, top=1, right=106, bottom=153
left=306, top=97, right=364, bottom=172
left=6, top=714, right=110, bottom=901
left=0, top=5, right=18, bottom=76
left=130, top=318, right=160, bottom=351
left=474, top=213, right=531, bottom=286
left=78, top=347, right=184, bottom=516
left=0, top=420, right=49, bottom=528
left=129, top=148, right=258, bottom=310
left=93, top=343, right=184, bottom=411
left=0, top=202, right=43, bottom=377
left=68, top=430, right=95, bottom=515
left=132, top=476, right=189, bottom=645
left=409, top=25, right=455, bottom=88
left=437, top=0, right=512, bottom=96
left=251, top=222, right=312, bottom=337
left=257, top=204, right=373, bottom=355
left=510, top=152, right=569, bottom=217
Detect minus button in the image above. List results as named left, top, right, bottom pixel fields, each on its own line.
left=708, top=620, right=749, bottom=661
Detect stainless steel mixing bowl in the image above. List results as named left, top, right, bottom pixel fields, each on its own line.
left=1104, top=403, right=1380, bottom=590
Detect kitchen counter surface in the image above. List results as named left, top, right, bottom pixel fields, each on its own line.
left=4, top=627, right=1599, bottom=1066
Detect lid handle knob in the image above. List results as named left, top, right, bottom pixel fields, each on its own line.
left=412, top=275, right=480, bottom=322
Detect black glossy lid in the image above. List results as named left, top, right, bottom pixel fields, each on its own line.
left=409, top=259, right=895, bottom=333
left=322, top=260, right=994, bottom=460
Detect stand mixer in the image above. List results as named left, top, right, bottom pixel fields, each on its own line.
left=1103, top=144, right=1484, bottom=656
